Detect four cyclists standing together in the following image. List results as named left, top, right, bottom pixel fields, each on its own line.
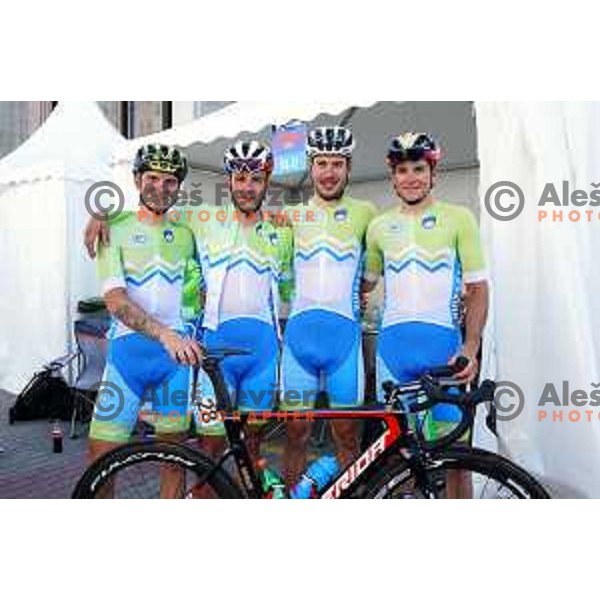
left=83, top=124, right=488, bottom=498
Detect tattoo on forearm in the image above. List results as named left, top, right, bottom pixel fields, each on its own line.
left=114, top=301, right=162, bottom=341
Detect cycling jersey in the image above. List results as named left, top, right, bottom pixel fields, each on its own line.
left=366, top=201, right=487, bottom=435
left=105, top=206, right=292, bottom=433
left=365, top=201, right=487, bottom=331
left=192, top=204, right=293, bottom=333
left=98, top=212, right=199, bottom=339
left=190, top=206, right=293, bottom=431
left=90, top=212, right=198, bottom=443
left=281, top=196, right=377, bottom=409
left=287, top=196, right=377, bottom=320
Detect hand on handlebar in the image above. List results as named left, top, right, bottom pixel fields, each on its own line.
left=449, top=350, right=479, bottom=384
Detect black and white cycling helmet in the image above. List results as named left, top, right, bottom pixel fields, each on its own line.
left=224, top=140, right=274, bottom=174
left=386, top=133, right=441, bottom=168
left=306, top=126, right=355, bottom=159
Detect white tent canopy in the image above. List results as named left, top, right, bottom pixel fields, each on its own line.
left=0, top=102, right=124, bottom=393
left=114, top=101, right=479, bottom=194
left=117, top=101, right=379, bottom=154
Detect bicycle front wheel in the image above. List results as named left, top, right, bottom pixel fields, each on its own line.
left=363, top=447, right=550, bottom=499
left=72, top=442, right=244, bottom=499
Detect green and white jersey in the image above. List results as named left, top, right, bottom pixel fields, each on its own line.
left=286, top=196, right=377, bottom=321
left=98, top=212, right=197, bottom=339
left=365, top=201, right=487, bottom=330
left=191, top=205, right=294, bottom=332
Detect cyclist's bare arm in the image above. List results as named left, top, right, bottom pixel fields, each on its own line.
left=361, top=278, right=378, bottom=295
left=104, top=288, right=204, bottom=366
left=463, top=281, right=489, bottom=354
left=105, top=288, right=164, bottom=340
left=453, top=280, right=489, bottom=382
left=360, top=278, right=379, bottom=314
left=84, top=217, right=110, bottom=259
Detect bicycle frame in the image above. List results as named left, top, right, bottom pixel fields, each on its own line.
left=197, top=357, right=480, bottom=499
left=199, top=408, right=404, bottom=499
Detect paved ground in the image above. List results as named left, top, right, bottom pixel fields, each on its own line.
left=0, top=390, right=89, bottom=498
left=0, top=389, right=335, bottom=499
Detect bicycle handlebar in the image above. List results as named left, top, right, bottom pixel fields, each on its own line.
left=382, top=357, right=497, bottom=452
left=421, top=379, right=496, bottom=451
left=425, top=356, right=470, bottom=379
left=199, top=351, right=494, bottom=453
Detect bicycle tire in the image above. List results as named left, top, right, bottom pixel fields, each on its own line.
left=72, top=442, right=244, bottom=499
left=362, top=447, right=550, bottom=499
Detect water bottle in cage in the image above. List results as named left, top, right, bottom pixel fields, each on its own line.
left=290, top=455, right=340, bottom=499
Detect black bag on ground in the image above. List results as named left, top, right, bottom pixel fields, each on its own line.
left=8, top=367, right=74, bottom=423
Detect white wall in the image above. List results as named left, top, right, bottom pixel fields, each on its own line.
left=172, top=102, right=235, bottom=128
left=172, top=102, right=195, bottom=127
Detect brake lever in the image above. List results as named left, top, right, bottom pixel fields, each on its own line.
left=474, top=379, right=498, bottom=437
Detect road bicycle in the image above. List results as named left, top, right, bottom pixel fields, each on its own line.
left=72, top=350, right=549, bottom=499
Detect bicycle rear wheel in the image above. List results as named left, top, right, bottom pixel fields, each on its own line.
left=72, top=442, right=243, bottom=499
left=363, top=447, right=550, bottom=499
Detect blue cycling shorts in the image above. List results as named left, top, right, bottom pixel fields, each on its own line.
left=196, top=318, right=279, bottom=436
left=377, top=322, right=463, bottom=425
left=281, top=310, right=364, bottom=410
left=89, top=332, right=192, bottom=443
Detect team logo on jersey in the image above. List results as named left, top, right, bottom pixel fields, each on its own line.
left=163, top=229, right=175, bottom=244
left=422, top=215, right=437, bottom=230
left=131, top=233, right=147, bottom=245
left=334, top=208, right=348, bottom=222
left=313, top=210, right=327, bottom=224
left=388, top=223, right=403, bottom=234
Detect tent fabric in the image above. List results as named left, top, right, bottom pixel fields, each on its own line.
left=114, top=101, right=378, bottom=157
left=0, top=102, right=121, bottom=184
left=113, top=101, right=380, bottom=210
left=112, top=101, right=479, bottom=186
left=476, top=101, right=600, bottom=498
left=113, top=101, right=482, bottom=211
left=0, top=102, right=124, bottom=393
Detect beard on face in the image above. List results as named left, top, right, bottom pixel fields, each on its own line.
left=139, top=193, right=178, bottom=215
left=404, top=196, right=428, bottom=206
left=315, top=174, right=348, bottom=202
left=138, top=180, right=180, bottom=215
left=230, top=187, right=266, bottom=215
